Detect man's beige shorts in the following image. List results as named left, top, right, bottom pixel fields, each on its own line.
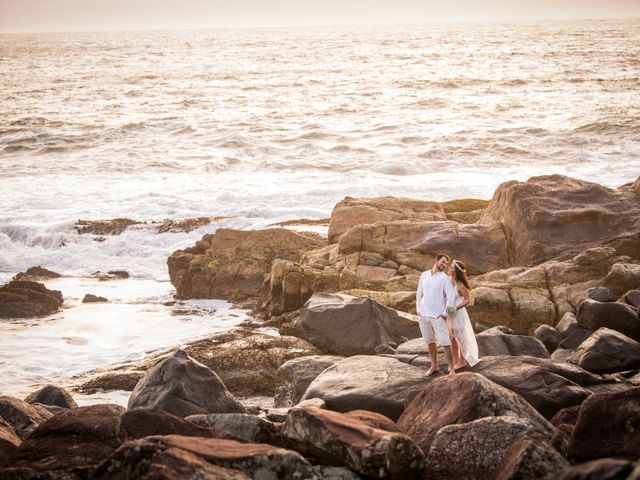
left=419, top=315, right=451, bottom=347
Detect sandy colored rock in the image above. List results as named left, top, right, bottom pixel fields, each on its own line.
left=603, top=262, right=640, bottom=296
left=480, top=175, right=640, bottom=265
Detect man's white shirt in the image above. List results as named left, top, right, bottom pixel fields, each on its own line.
left=416, top=270, right=457, bottom=318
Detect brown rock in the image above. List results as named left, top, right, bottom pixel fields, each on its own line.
left=425, top=416, right=554, bottom=480
left=13, top=267, right=62, bottom=282
left=477, top=333, right=550, bottom=358
left=82, top=293, right=108, bottom=303
left=24, top=385, right=77, bottom=409
left=8, top=404, right=124, bottom=475
left=343, top=410, right=399, bottom=433
left=619, top=289, right=640, bottom=308
left=0, top=397, right=53, bottom=440
left=95, top=435, right=315, bottom=479
left=288, top=293, right=420, bottom=356
left=603, top=262, right=640, bottom=297
left=534, top=324, right=563, bottom=353
left=328, top=196, right=446, bottom=243
left=167, top=228, right=323, bottom=308
left=282, top=407, right=424, bottom=479
left=550, top=405, right=581, bottom=427
left=186, top=413, right=287, bottom=447
left=479, top=175, right=640, bottom=265
left=568, top=386, right=640, bottom=463
left=576, top=298, right=640, bottom=341
left=301, top=355, right=429, bottom=421
left=543, top=458, right=637, bottom=480
left=274, top=355, right=344, bottom=408
left=397, top=373, right=554, bottom=456
left=567, top=328, right=640, bottom=374
left=0, top=418, right=21, bottom=467
left=74, top=218, right=139, bottom=235
left=128, top=350, right=246, bottom=417
left=0, top=281, right=63, bottom=318
left=495, top=436, right=569, bottom=480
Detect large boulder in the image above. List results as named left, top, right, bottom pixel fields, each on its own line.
left=0, top=281, right=63, bottom=318
left=24, top=385, right=77, bottom=409
left=479, top=175, right=640, bottom=265
left=477, top=333, right=550, bottom=358
left=182, top=329, right=323, bottom=396
left=7, top=404, right=124, bottom=476
left=282, top=407, right=424, bottom=479
left=274, top=355, right=344, bottom=408
left=0, top=397, right=53, bottom=440
left=286, top=293, right=420, bottom=356
left=603, top=262, right=640, bottom=297
left=167, top=227, right=323, bottom=307
left=568, top=386, right=640, bottom=463
left=472, top=356, right=609, bottom=419
left=425, top=416, right=555, bottom=480
left=301, top=355, right=429, bottom=421
left=566, top=328, right=640, bottom=374
left=328, top=196, right=447, bottom=243
left=94, top=435, right=315, bottom=479
left=397, top=373, right=555, bottom=456
left=534, top=324, right=563, bottom=353
left=128, top=350, right=245, bottom=417
left=186, top=413, right=285, bottom=446
left=576, top=298, right=640, bottom=341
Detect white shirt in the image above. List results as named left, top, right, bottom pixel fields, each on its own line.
left=416, top=270, right=457, bottom=318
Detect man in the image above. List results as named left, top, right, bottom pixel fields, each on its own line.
left=416, top=253, right=458, bottom=376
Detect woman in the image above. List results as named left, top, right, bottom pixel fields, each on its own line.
left=446, top=260, right=480, bottom=369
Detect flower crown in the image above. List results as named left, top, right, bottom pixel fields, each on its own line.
left=452, top=260, right=466, bottom=272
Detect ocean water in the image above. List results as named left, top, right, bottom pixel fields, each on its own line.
left=1, top=20, right=639, bottom=402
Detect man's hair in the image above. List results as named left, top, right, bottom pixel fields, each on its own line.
left=435, top=253, right=451, bottom=262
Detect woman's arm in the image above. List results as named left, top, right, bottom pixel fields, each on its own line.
left=456, top=283, right=471, bottom=309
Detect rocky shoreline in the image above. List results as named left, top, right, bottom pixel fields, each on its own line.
left=1, top=174, right=639, bottom=479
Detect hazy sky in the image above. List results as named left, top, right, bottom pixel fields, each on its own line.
left=1, top=0, right=639, bottom=33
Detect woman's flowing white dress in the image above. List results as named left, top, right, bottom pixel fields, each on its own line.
left=451, top=285, right=480, bottom=367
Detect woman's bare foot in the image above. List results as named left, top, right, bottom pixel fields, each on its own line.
left=426, top=365, right=439, bottom=376
left=454, top=361, right=467, bottom=370
left=447, top=366, right=456, bottom=375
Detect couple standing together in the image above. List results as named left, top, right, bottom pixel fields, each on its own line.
left=416, top=253, right=480, bottom=376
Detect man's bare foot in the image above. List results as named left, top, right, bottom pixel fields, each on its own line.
left=454, top=361, right=467, bottom=370
left=426, top=366, right=439, bottom=377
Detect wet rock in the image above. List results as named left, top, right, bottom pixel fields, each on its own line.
left=74, top=218, right=139, bottom=235
left=566, top=328, right=640, bottom=374
left=186, top=413, right=286, bottom=446
left=94, top=435, right=315, bottom=479
left=274, top=355, right=343, bottom=408
left=544, top=458, right=637, bottom=480
left=0, top=397, right=53, bottom=440
left=168, top=227, right=323, bottom=308
left=425, top=416, right=554, bottom=480
left=603, top=262, right=640, bottom=297
left=477, top=333, right=550, bottom=358
left=568, top=386, right=640, bottom=463
left=13, top=267, right=62, bottom=282
left=117, top=408, right=231, bottom=443
left=0, top=281, right=63, bottom=318
left=183, top=329, right=323, bottom=397
left=128, top=350, right=245, bottom=417
left=576, top=298, right=640, bottom=341
left=397, top=373, right=554, bottom=456
left=472, top=356, right=607, bottom=419
left=327, top=196, right=447, bottom=243
left=479, top=175, right=640, bottom=265
left=286, top=293, right=420, bottom=356
left=24, top=386, right=77, bottom=409
left=8, top=404, right=124, bottom=476
left=82, top=294, right=108, bottom=303
left=495, top=436, right=569, bottom=480
left=534, top=324, right=563, bottom=353
left=301, top=355, right=429, bottom=421
left=283, top=407, right=424, bottom=479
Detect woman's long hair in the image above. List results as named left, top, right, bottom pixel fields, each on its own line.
left=451, top=260, right=471, bottom=290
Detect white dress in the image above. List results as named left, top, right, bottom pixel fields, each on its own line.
left=450, top=284, right=480, bottom=367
